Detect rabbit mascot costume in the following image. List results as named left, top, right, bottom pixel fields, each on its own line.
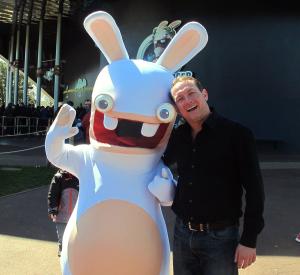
left=45, top=11, right=208, bottom=275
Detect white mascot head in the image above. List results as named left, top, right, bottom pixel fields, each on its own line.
left=84, top=11, right=208, bottom=156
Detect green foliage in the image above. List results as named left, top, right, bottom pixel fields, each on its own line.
left=0, top=56, right=53, bottom=106
left=18, top=72, right=24, bottom=102
left=0, top=61, right=36, bottom=105
left=0, top=61, right=6, bottom=105
left=0, top=166, right=56, bottom=196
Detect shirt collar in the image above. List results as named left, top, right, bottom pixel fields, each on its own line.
left=179, top=107, right=219, bottom=136
left=203, top=107, right=218, bottom=129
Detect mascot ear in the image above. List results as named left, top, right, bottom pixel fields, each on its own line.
left=168, top=20, right=182, bottom=29
left=157, top=20, right=169, bottom=28
left=156, top=22, right=208, bottom=73
left=84, top=11, right=129, bottom=63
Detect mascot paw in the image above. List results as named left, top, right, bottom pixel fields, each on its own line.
left=148, top=167, right=175, bottom=205
left=48, top=104, right=79, bottom=139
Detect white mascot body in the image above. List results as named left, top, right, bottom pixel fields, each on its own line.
left=45, top=11, right=208, bottom=275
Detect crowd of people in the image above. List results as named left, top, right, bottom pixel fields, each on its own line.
left=0, top=99, right=91, bottom=139
left=0, top=102, right=54, bottom=120
left=0, top=102, right=54, bottom=135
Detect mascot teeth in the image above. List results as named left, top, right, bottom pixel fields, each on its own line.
left=103, top=115, right=118, bottom=130
left=141, top=123, right=160, bottom=137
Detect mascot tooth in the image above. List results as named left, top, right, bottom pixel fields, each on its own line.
left=45, top=11, right=208, bottom=275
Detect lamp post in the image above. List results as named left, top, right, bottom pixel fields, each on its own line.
left=53, top=0, right=64, bottom=113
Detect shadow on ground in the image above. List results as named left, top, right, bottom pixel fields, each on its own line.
left=0, top=186, right=57, bottom=242
left=0, top=167, right=300, bottom=258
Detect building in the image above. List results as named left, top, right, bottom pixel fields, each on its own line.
left=0, top=0, right=299, bottom=153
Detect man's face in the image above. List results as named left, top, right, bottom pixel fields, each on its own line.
left=171, top=80, right=209, bottom=123
left=84, top=100, right=91, bottom=110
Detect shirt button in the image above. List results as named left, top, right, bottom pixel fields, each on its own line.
left=192, top=148, right=196, bottom=153
left=191, top=165, right=195, bottom=169
left=189, top=199, right=193, bottom=203
left=189, top=182, right=193, bottom=186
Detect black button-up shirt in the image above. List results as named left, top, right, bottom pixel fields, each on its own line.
left=163, top=110, right=265, bottom=248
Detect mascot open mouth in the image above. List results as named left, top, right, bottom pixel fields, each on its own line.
left=93, top=111, right=169, bottom=149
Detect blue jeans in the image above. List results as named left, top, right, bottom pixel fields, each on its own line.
left=173, top=217, right=239, bottom=275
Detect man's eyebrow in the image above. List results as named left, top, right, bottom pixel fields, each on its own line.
left=182, top=87, right=193, bottom=93
left=174, top=87, right=191, bottom=99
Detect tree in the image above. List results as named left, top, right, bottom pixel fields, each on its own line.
left=0, top=60, right=7, bottom=105
left=0, top=55, right=53, bottom=106
left=0, top=59, right=37, bottom=105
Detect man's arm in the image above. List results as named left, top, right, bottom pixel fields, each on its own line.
left=235, top=126, right=265, bottom=268
left=238, top=127, right=265, bottom=247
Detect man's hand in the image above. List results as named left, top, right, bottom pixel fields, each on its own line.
left=234, top=244, right=256, bottom=269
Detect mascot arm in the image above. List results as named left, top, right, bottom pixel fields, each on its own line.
left=45, top=104, right=84, bottom=176
left=148, top=165, right=176, bottom=206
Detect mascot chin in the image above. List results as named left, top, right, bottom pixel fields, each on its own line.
left=45, top=11, right=208, bottom=275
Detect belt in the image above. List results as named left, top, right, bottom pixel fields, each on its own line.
left=187, top=220, right=237, bottom=232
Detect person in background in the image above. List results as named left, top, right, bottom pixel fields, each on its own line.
left=47, top=169, right=79, bottom=257
left=81, top=99, right=91, bottom=144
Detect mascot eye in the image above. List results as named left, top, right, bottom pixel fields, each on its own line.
left=95, top=94, right=114, bottom=112
left=156, top=103, right=176, bottom=123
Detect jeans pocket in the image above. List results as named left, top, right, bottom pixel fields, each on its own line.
left=210, top=225, right=239, bottom=241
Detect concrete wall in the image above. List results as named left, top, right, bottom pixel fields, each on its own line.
left=191, top=14, right=300, bottom=153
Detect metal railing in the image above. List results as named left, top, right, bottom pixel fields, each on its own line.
left=0, top=116, right=53, bottom=136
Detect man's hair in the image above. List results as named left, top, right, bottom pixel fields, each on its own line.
left=172, top=76, right=204, bottom=91
left=169, top=76, right=204, bottom=102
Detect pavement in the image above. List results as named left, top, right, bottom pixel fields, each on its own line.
left=0, top=135, right=300, bottom=274
left=0, top=135, right=48, bottom=167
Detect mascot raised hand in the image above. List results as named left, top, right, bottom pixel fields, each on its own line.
left=45, top=11, right=208, bottom=275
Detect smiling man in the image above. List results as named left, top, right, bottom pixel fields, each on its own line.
left=163, top=76, right=265, bottom=275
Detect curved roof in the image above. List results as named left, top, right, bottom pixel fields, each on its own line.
left=0, top=0, right=77, bottom=25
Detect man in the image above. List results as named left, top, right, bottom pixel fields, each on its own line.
left=163, top=76, right=265, bottom=275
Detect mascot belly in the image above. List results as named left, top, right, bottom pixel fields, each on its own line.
left=45, top=11, right=208, bottom=275
left=68, top=201, right=162, bottom=275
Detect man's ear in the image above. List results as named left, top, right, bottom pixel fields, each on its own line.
left=201, top=88, right=208, bottom=101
